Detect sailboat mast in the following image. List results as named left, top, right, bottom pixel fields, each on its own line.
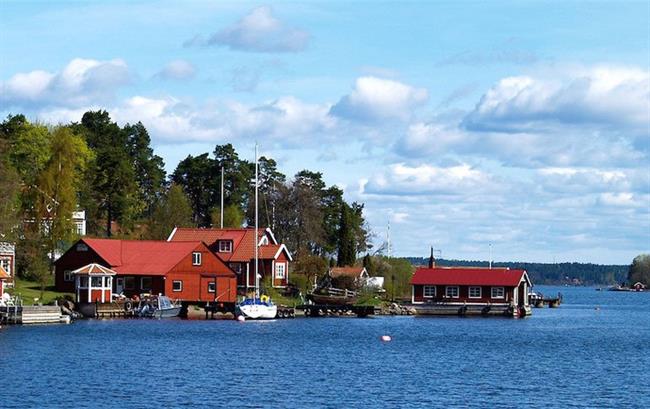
left=254, top=143, right=259, bottom=297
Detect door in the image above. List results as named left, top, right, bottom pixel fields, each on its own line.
left=115, top=277, right=124, bottom=295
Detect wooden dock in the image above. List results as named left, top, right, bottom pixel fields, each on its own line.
left=0, top=305, right=70, bottom=325
left=297, top=304, right=375, bottom=318
left=530, top=292, right=563, bottom=308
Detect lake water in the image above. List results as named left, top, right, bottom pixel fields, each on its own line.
left=1, top=286, right=649, bottom=408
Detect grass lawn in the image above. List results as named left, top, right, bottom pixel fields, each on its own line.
left=8, top=275, right=73, bottom=305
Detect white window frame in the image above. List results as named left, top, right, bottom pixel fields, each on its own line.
left=141, top=277, right=152, bottom=291
left=0, top=258, right=11, bottom=275
left=423, top=285, right=436, bottom=298
left=275, top=263, right=286, bottom=279
left=218, top=241, right=232, bottom=253
left=445, top=286, right=459, bottom=298
left=491, top=287, right=505, bottom=299
left=172, top=280, right=183, bottom=292
left=207, top=282, right=216, bottom=293
left=63, top=270, right=73, bottom=282
left=469, top=286, right=482, bottom=299
left=192, top=252, right=202, bottom=266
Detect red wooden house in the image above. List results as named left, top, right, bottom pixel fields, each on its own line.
left=0, top=265, right=9, bottom=298
left=54, top=239, right=237, bottom=305
left=410, top=266, right=532, bottom=317
left=167, top=227, right=292, bottom=292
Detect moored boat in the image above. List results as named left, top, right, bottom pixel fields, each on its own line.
left=137, top=295, right=181, bottom=318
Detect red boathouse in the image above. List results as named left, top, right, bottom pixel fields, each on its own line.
left=410, top=266, right=533, bottom=317
left=54, top=239, right=237, bottom=305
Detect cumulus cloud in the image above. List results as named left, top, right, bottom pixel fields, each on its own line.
left=155, top=60, right=196, bottom=80
left=1, top=58, right=130, bottom=109
left=190, top=6, right=309, bottom=52
left=362, top=163, right=491, bottom=196
left=463, top=65, right=650, bottom=133
left=330, top=76, right=428, bottom=122
left=394, top=121, right=470, bottom=157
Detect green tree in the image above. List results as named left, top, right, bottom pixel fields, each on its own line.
left=211, top=204, right=245, bottom=228
left=213, top=143, right=252, bottom=209
left=0, top=138, right=20, bottom=239
left=38, top=126, right=93, bottom=270
left=146, top=184, right=194, bottom=240
left=124, top=122, right=166, bottom=217
left=628, top=254, right=650, bottom=285
left=172, top=153, right=216, bottom=226
left=336, top=203, right=356, bottom=266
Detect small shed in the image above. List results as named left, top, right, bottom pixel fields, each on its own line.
left=72, top=263, right=117, bottom=303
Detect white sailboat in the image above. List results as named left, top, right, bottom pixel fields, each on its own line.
left=236, top=143, right=278, bottom=320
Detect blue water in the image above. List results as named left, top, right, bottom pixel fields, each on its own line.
left=2, top=286, right=649, bottom=408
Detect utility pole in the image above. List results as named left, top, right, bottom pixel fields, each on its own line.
left=220, top=166, right=224, bottom=229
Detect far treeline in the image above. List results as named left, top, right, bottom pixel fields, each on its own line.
left=0, top=111, right=372, bottom=293
left=406, top=257, right=640, bottom=286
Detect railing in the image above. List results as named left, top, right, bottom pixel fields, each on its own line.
left=326, top=287, right=358, bottom=297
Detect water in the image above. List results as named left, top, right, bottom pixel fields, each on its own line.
left=2, top=286, right=649, bottom=408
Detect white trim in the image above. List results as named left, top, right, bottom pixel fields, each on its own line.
left=491, top=287, right=505, bottom=299
left=423, top=285, right=436, bottom=298
left=265, top=228, right=278, bottom=245
left=275, top=262, right=286, bottom=280
left=172, top=280, right=183, bottom=292
left=273, top=243, right=293, bottom=261
left=166, top=227, right=178, bottom=242
left=469, top=286, right=482, bottom=299
left=207, top=282, right=216, bottom=293
left=192, top=252, right=202, bottom=266
left=445, top=286, right=460, bottom=298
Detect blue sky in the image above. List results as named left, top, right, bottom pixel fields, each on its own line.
left=1, top=1, right=648, bottom=264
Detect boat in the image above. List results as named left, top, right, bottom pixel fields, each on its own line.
left=137, top=295, right=181, bottom=318
left=308, top=288, right=358, bottom=306
left=236, top=144, right=277, bottom=320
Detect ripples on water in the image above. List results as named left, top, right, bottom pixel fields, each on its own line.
left=1, top=286, right=649, bottom=408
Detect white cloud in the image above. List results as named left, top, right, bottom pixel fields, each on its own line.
left=204, top=6, right=309, bottom=52
left=363, top=163, right=491, bottom=196
left=330, top=76, right=428, bottom=122
left=1, top=58, right=129, bottom=108
left=395, top=121, right=470, bottom=157
left=464, top=65, right=650, bottom=133
left=155, top=60, right=196, bottom=80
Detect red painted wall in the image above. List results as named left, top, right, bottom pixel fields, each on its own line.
left=413, top=285, right=514, bottom=303
left=54, top=244, right=108, bottom=293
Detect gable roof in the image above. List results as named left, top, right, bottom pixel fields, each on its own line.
left=168, top=227, right=291, bottom=262
left=75, top=239, right=206, bottom=276
left=72, top=263, right=117, bottom=276
left=411, top=267, right=530, bottom=287
left=330, top=266, right=367, bottom=278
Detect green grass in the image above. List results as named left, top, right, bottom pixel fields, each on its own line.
left=8, top=276, right=73, bottom=305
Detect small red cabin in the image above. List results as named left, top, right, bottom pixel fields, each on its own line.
left=55, top=239, right=237, bottom=305
left=410, top=267, right=532, bottom=316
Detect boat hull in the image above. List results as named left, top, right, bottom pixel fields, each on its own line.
left=308, top=294, right=357, bottom=306
left=238, top=303, right=277, bottom=319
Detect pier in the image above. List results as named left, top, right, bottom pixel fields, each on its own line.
left=297, top=304, right=375, bottom=318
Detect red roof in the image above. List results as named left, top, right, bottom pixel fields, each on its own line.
left=410, top=267, right=529, bottom=287
left=168, top=228, right=288, bottom=262
left=81, top=239, right=205, bottom=276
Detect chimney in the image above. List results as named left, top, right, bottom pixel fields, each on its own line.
left=428, top=246, right=435, bottom=268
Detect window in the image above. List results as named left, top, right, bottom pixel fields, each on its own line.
left=445, top=286, right=459, bottom=298
left=63, top=270, right=73, bottom=282
left=141, top=277, right=152, bottom=291
left=218, top=241, right=232, bottom=253
left=207, top=282, right=216, bottom=293
left=76, top=243, right=88, bottom=252
left=491, top=287, right=505, bottom=299
left=105, top=277, right=112, bottom=288
left=229, top=263, right=242, bottom=274
left=79, top=276, right=89, bottom=288
left=172, top=280, right=183, bottom=292
left=0, top=258, right=10, bottom=275
left=192, top=252, right=202, bottom=265
left=124, top=277, right=135, bottom=290
left=469, top=286, right=482, bottom=298
left=275, top=263, right=286, bottom=279
left=91, top=277, right=102, bottom=287
left=423, top=285, right=436, bottom=298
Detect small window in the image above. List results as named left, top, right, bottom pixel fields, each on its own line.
left=491, top=287, right=505, bottom=299
left=0, top=258, right=11, bottom=275
left=105, top=277, right=112, bottom=288
left=192, top=252, right=202, bottom=266
left=76, top=243, right=88, bottom=252
left=445, top=286, right=459, bottom=298
left=275, top=263, right=286, bottom=279
left=423, top=285, right=436, bottom=298
left=79, top=276, right=89, bottom=288
left=229, top=263, right=242, bottom=274
left=91, top=277, right=102, bottom=287
left=63, top=270, right=73, bottom=282
left=207, top=282, right=216, bottom=293
left=218, top=241, right=232, bottom=253
left=124, top=277, right=135, bottom=290
left=469, top=286, right=482, bottom=298
left=172, top=280, right=183, bottom=292
left=141, top=277, right=152, bottom=291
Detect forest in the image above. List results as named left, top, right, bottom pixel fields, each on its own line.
left=0, top=111, right=370, bottom=290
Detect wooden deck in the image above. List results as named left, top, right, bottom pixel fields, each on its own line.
left=0, top=305, right=71, bottom=325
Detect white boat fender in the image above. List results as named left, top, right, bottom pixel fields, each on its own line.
left=237, top=315, right=246, bottom=322
left=380, top=335, right=392, bottom=342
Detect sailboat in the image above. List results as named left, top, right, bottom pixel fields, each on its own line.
left=236, top=143, right=278, bottom=320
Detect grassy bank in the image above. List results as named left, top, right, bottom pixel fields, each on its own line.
left=8, top=276, right=73, bottom=305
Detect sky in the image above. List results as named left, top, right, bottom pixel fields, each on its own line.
left=1, top=0, right=648, bottom=264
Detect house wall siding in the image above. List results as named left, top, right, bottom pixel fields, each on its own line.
left=413, top=285, right=515, bottom=303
